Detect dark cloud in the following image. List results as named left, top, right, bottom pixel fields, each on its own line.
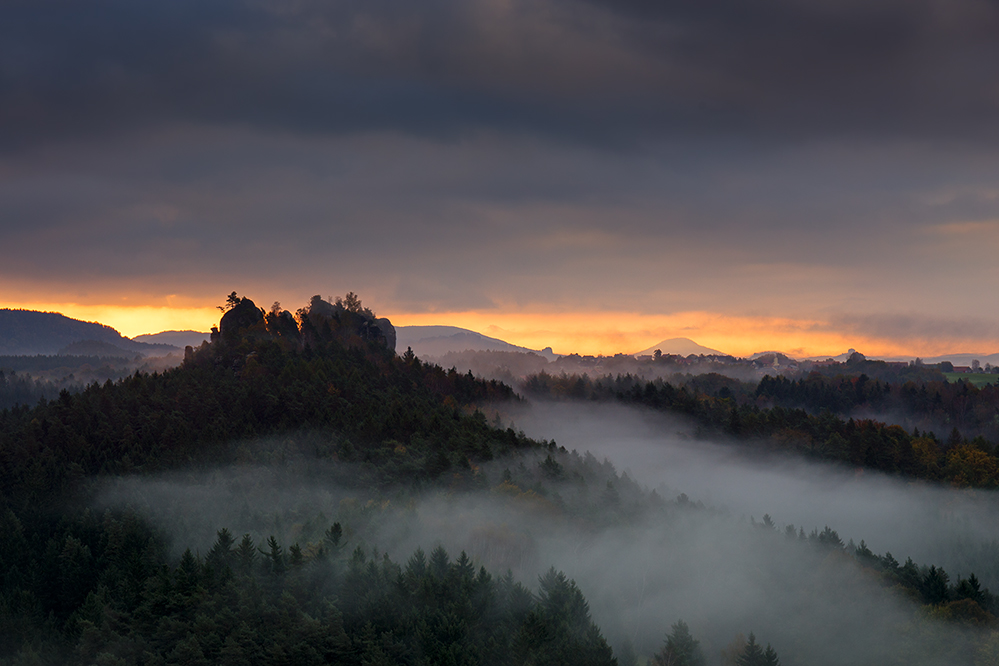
left=829, top=312, right=999, bottom=344
left=4, top=0, right=999, bottom=150
left=1, top=126, right=998, bottom=323
left=4, top=0, right=999, bottom=349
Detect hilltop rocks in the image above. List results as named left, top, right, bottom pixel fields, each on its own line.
left=211, top=292, right=395, bottom=353
left=218, top=297, right=265, bottom=342
left=299, top=294, right=395, bottom=351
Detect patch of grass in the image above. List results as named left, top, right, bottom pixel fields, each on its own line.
left=943, top=372, right=999, bottom=387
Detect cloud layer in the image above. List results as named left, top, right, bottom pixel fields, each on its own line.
left=3, top=0, right=999, bottom=352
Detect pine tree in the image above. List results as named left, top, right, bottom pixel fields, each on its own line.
left=324, top=522, right=344, bottom=552
left=737, top=633, right=766, bottom=666
left=653, top=619, right=706, bottom=666
left=206, top=527, right=236, bottom=581
left=289, top=543, right=304, bottom=568
left=261, top=535, right=285, bottom=575
left=236, top=534, right=257, bottom=575
left=922, top=565, right=950, bottom=605
left=430, top=545, right=450, bottom=579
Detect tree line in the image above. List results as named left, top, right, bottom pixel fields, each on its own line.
left=522, top=371, right=999, bottom=488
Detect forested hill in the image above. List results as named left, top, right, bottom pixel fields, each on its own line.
left=0, top=294, right=527, bottom=512
left=3, top=294, right=999, bottom=665
left=0, top=294, right=620, bottom=665
left=0, top=309, right=174, bottom=356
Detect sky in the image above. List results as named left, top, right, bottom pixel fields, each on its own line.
left=2, top=0, right=999, bottom=357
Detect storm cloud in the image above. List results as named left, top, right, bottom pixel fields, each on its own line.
left=5, top=0, right=999, bottom=147
left=2, top=0, right=999, bottom=352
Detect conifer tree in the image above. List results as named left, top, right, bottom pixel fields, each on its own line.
left=653, top=619, right=706, bottom=666
left=236, top=533, right=257, bottom=575
left=737, top=633, right=766, bottom=666
left=206, top=527, right=236, bottom=579
left=262, top=535, right=285, bottom=575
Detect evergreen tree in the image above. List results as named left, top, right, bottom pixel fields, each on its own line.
left=737, top=633, right=766, bottom=666
left=236, top=534, right=257, bottom=575
left=325, top=522, right=344, bottom=550
left=206, top=527, right=236, bottom=580
left=261, top=536, right=285, bottom=575
left=653, top=619, right=706, bottom=666
left=430, top=545, right=451, bottom=579
left=922, top=565, right=950, bottom=605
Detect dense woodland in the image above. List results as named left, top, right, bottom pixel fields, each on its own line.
left=2, top=294, right=999, bottom=664
left=0, top=355, right=189, bottom=411
left=522, top=370, right=999, bottom=489
left=0, top=295, right=614, bottom=665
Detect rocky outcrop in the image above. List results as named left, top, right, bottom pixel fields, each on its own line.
left=299, top=295, right=395, bottom=352
left=209, top=293, right=394, bottom=353
left=219, top=297, right=265, bottom=342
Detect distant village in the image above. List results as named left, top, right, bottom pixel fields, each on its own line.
left=429, top=346, right=999, bottom=386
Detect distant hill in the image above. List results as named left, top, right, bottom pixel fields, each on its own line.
left=0, top=309, right=176, bottom=356
left=395, top=325, right=557, bottom=360
left=795, top=348, right=864, bottom=362
left=919, top=352, right=999, bottom=367
left=134, top=330, right=211, bottom=349
left=634, top=337, right=725, bottom=357
left=752, top=350, right=806, bottom=361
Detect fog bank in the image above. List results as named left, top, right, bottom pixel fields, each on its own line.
left=511, top=401, right=999, bottom=588
left=96, top=439, right=991, bottom=664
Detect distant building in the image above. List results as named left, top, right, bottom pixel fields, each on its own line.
left=953, top=366, right=972, bottom=373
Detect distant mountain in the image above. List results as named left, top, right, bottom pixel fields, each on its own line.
left=395, top=325, right=557, bottom=360
left=795, top=348, right=865, bottom=362
left=918, top=352, right=999, bottom=368
left=0, top=309, right=176, bottom=356
left=634, top=337, right=725, bottom=357
left=134, top=330, right=211, bottom=349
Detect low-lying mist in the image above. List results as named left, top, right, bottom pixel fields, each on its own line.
left=511, top=402, right=999, bottom=584
left=95, top=414, right=997, bottom=665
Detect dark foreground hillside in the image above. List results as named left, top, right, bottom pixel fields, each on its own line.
left=0, top=295, right=624, bottom=665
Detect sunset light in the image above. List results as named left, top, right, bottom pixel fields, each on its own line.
left=5, top=3, right=999, bottom=663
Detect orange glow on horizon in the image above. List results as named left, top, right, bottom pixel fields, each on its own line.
left=388, top=310, right=992, bottom=360
left=1, top=301, right=220, bottom=339
left=1, top=298, right=992, bottom=360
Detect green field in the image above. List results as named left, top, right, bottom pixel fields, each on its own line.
left=943, top=372, right=999, bottom=387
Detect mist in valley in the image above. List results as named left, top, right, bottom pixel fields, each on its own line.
left=513, top=402, right=999, bottom=589
left=95, top=406, right=999, bottom=665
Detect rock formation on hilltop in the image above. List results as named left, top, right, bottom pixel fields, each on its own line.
left=210, top=291, right=396, bottom=352
left=218, top=295, right=266, bottom=341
